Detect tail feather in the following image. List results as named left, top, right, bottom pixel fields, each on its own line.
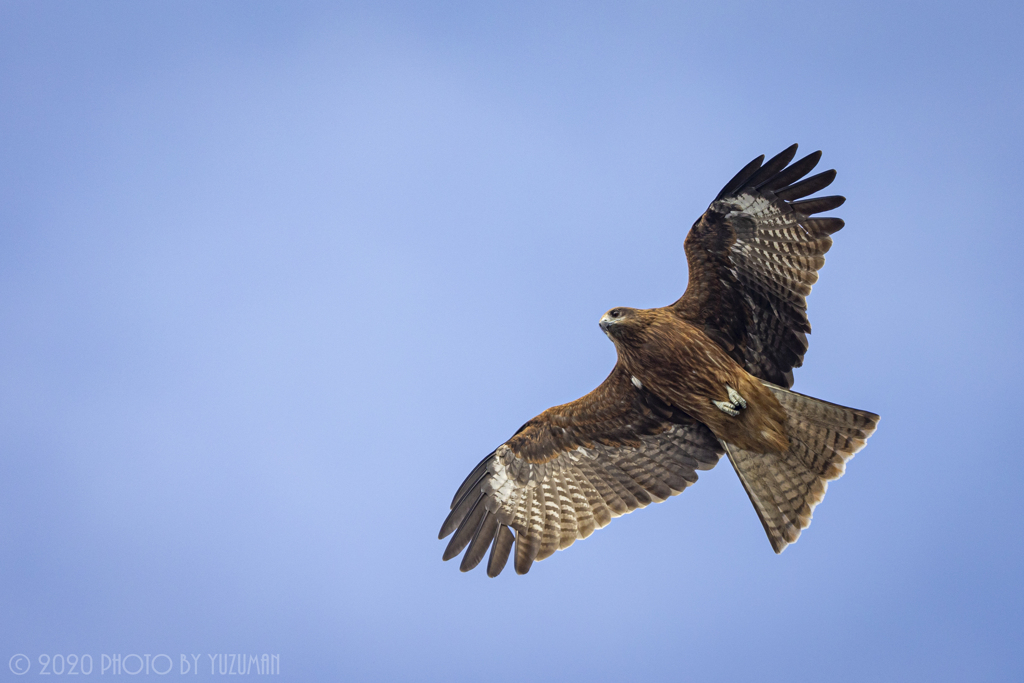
left=726, top=383, right=879, bottom=553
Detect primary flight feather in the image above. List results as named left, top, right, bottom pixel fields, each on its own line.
left=439, top=144, right=879, bottom=576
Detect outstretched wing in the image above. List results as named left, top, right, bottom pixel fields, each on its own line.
left=439, top=364, right=723, bottom=576
left=672, top=144, right=846, bottom=387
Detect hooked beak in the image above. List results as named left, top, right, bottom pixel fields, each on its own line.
left=599, top=314, right=615, bottom=332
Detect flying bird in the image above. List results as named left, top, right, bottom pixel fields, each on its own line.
left=439, top=144, right=879, bottom=576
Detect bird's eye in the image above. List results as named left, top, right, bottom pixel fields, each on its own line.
left=610, top=309, right=621, bottom=318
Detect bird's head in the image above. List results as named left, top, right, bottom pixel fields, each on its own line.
left=599, top=307, right=640, bottom=339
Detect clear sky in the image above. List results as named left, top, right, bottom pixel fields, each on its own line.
left=1, top=1, right=1022, bottom=681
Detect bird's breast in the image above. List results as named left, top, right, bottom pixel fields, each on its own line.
left=615, top=314, right=788, bottom=452
left=618, top=317, right=735, bottom=394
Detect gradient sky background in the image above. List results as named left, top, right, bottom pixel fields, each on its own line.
left=1, top=1, right=1022, bottom=681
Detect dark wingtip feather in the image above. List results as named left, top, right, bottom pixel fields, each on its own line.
left=715, top=154, right=765, bottom=200
left=803, top=217, right=845, bottom=236
left=439, top=483, right=482, bottom=539
left=757, top=150, right=822, bottom=192
left=440, top=466, right=492, bottom=538
left=743, top=144, right=799, bottom=189
left=438, top=507, right=461, bottom=540
left=442, top=496, right=484, bottom=560
left=449, top=455, right=492, bottom=509
left=792, top=195, right=846, bottom=215
left=486, top=525, right=515, bottom=577
left=775, top=169, right=837, bottom=202
left=460, top=511, right=499, bottom=572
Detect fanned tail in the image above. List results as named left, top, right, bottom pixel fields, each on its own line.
left=725, top=383, right=879, bottom=553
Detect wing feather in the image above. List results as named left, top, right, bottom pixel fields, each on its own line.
left=486, top=525, right=515, bottom=578
left=791, top=195, right=846, bottom=215
left=673, top=144, right=847, bottom=386
left=443, top=495, right=485, bottom=561
left=715, top=154, right=766, bottom=200
left=556, top=472, right=579, bottom=550
left=774, top=169, right=837, bottom=201
left=450, top=456, right=490, bottom=508
left=460, top=511, right=498, bottom=572
left=562, top=466, right=598, bottom=538
left=537, top=475, right=562, bottom=561
left=743, top=144, right=799, bottom=189
left=756, top=150, right=822, bottom=191
left=439, top=363, right=724, bottom=575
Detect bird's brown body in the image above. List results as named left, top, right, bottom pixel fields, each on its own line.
left=439, top=144, right=880, bottom=576
left=604, top=307, right=789, bottom=454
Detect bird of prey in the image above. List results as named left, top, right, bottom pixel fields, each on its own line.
left=439, top=144, right=879, bottom=577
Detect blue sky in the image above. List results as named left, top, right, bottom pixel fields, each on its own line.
left=1, top=1, right=1022, bottom=680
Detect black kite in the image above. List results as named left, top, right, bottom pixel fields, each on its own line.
left=439, top=145, right=879, bottom=576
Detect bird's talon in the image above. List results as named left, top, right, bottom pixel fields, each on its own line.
left=712, top=399, right=740, bottom=416
left=726, top=385, right=747, bottom=409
